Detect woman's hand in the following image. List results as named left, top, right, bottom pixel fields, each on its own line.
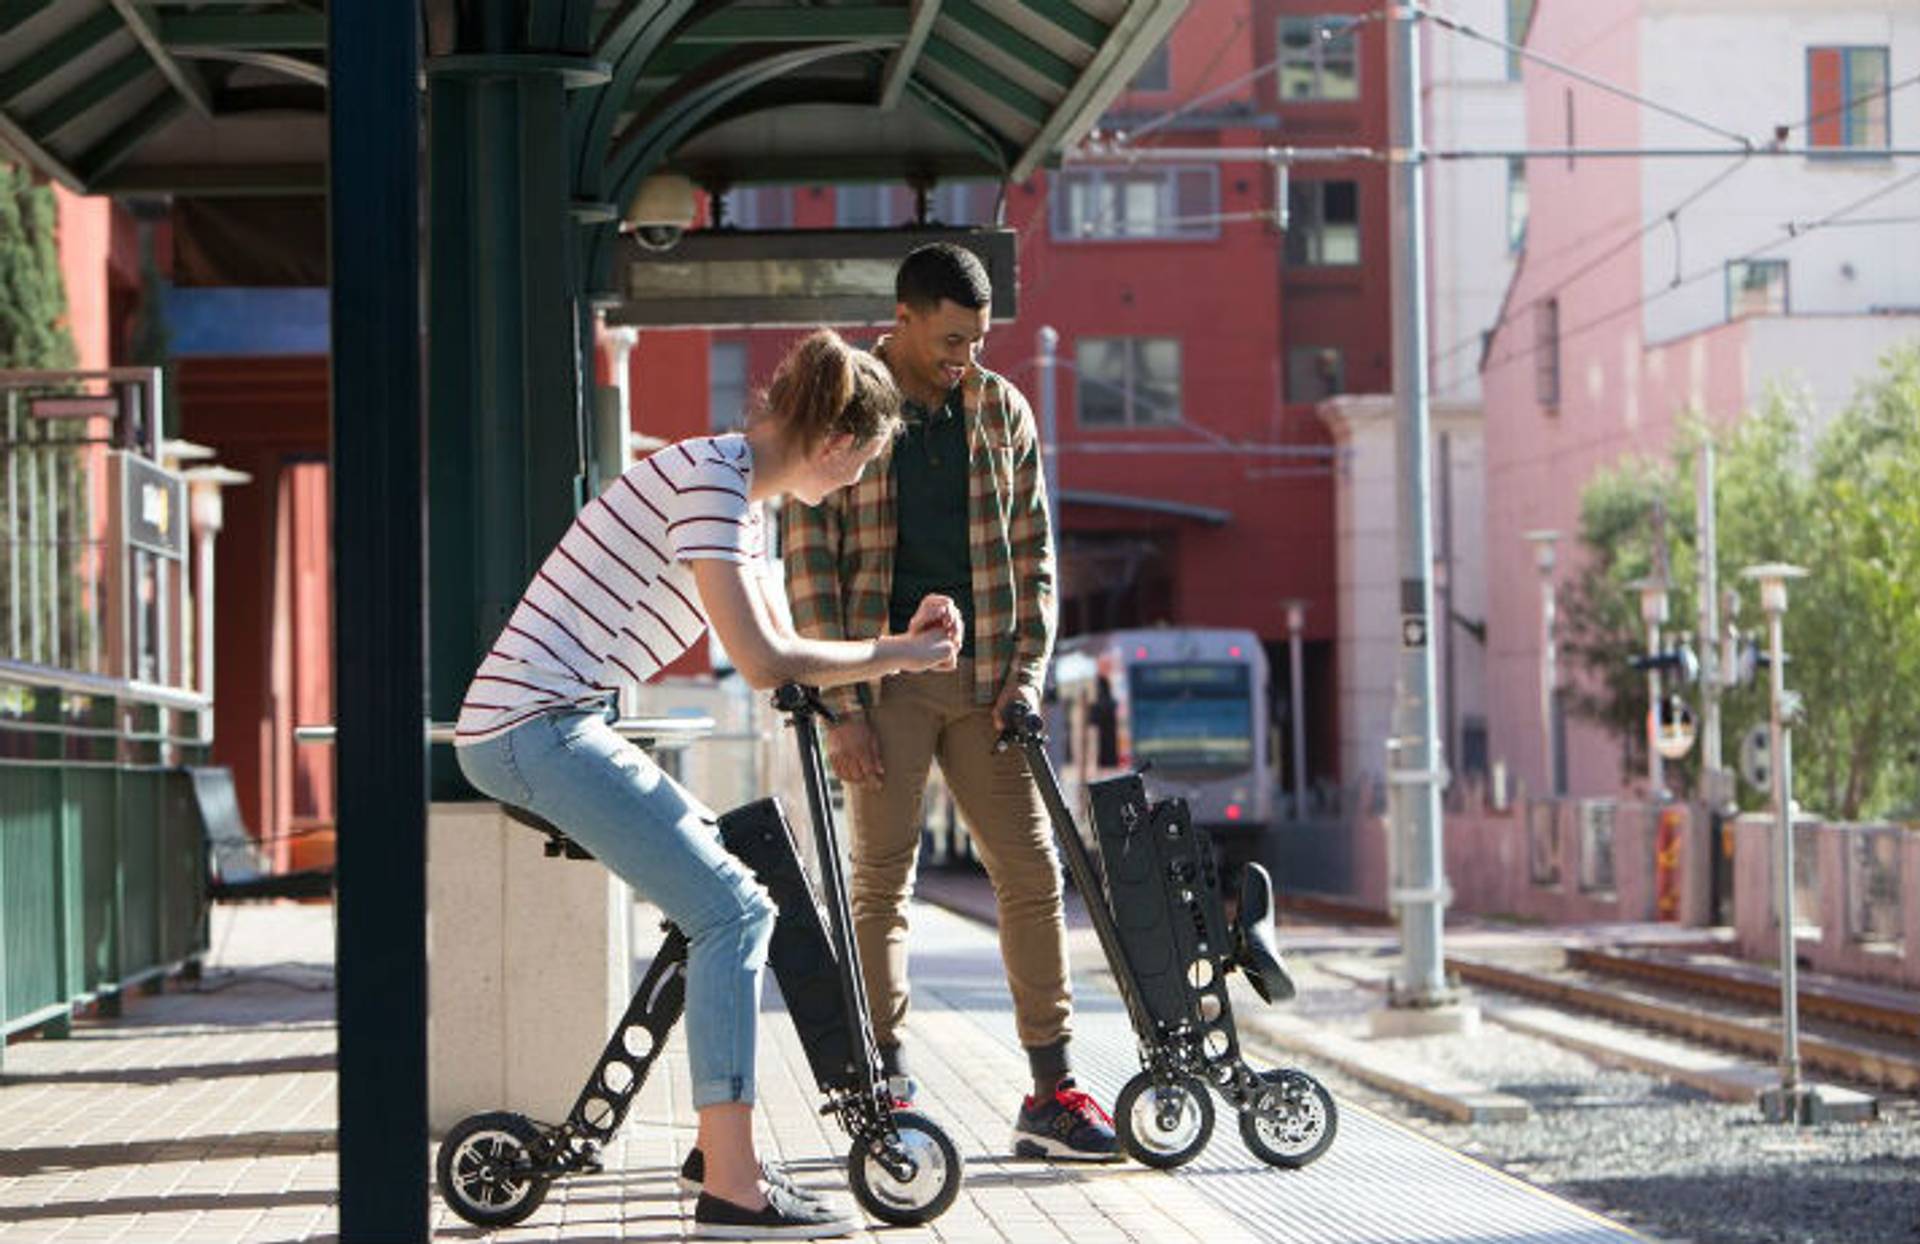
left=907, top=593, right=963, bottom=648
left=889, top=627, right=959, bottom=673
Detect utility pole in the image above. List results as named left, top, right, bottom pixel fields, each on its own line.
left=1695, top=438, right=1730, bottom=810
left=1037, top=325, right=1061, bottom=545
left=1374, top=2, right=1472, bottom=1034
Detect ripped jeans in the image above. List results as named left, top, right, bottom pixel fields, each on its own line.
left=456, top=708, right=775, bottom=1109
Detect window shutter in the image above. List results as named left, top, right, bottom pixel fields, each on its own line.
left=1807, top=48, right=1845, bottom=148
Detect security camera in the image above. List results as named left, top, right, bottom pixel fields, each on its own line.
left=622, top=173, right=695, bottom=251
left=631, top=224, right=684, bottom=252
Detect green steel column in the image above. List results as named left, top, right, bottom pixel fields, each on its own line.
left=426, top=53, right=608, bottom=798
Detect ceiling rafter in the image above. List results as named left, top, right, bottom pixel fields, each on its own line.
left=922, top=36, right=1051, bottom=127
left=878, top=0, right=940, bottom=111
left=940, top=0, right=1077, bottom=90
left=20, top=50, right=150, bottom=140
left=106, top=0, right=213, bottom=118
left=156, top=12, right=327, bottom=50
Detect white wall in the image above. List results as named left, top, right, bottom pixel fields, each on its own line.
left=1639, top=1, right=1920, bottom=346
left=1426, top=0, right=1529, bottom=405
left=1745, top=314, right=1920, bottom=417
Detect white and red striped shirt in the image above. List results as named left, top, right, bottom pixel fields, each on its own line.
left=454, top=434, right=764, bottom=745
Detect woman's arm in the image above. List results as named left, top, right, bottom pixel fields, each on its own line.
left=693, top=559, right=954, bottom=690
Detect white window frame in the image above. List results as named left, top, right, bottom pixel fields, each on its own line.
left=1726, top=260, right=1789, bottom=320
left=1051, top=166, right=1219, bottom=242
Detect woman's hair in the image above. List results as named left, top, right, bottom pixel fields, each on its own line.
left=758, top=328, right=903, bottom=452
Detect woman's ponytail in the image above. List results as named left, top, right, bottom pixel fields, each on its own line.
left=759, top=328, right=902, bottom=452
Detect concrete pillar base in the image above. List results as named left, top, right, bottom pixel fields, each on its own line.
left=427, top=802, right=631, bottom=1134
left=1368, top=1001, right=1483, bottom=1039
left=1757, top=1082, right=1878, bottom=1125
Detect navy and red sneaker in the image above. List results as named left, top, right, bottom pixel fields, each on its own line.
left=1010, top=1077, right=1121, bottom=1161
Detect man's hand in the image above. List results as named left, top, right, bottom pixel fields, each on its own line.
left=826, top=716, right=885, bottom=787
left=993, top=679, right=1040, bottom=734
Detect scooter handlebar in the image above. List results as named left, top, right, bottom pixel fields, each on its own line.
left=772, top=682, right=839, bottom=725
left=993, top=706, right=1046, bottom=753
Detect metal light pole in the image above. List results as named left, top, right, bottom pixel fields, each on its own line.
left=1523, top=530, right=1562, bottom=797
left=1284, top=599, right=1310, bottom=820
left=1743, top=563, right=1816, bottom=1123
left=1373, top=2, right=1470, bottom=1032
left=1037, top=325, right=1061, bottom=545
left=1630, top=576, right=1671, bottom=800
left=1695, top=439, right=1731, bottom=810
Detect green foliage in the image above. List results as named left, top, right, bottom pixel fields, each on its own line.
left=0, top=162, right=79, bottom=370
left=1564, top=348, right=1920, bottom=821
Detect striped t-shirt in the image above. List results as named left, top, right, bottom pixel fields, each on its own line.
left=454, top=433, right=764, bottom=746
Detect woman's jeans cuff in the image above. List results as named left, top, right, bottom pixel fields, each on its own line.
left=690, top=1073, right=756, bottom=1111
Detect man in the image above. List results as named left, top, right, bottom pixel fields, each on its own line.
left=782, top=243, right=1116, bottom=1159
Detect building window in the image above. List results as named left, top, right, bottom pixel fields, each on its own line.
left=930, top=181, right=996, bottom=226
left=1131, top=40, right=1171, bottom=92
left=835, top=185, right=902, bottom=228
left=1286, top=346, right=1345, bottom=404
left=1726, top=260, right=1789, bottom=319
left=710, top=341, right=748, bottom=432
left=1507, top=157, right=1529, bottom=253
left=1506, top=0, right=1535, bottom=80
left=716, top=186, right=793, bottom=229
left=1052, top=167, right=1218, bottom=241
left=1279, top=16, right=1358, bottom=101
left=1075, top=337, right=1181, bottom=427
left=1535, top=298, right=1560, bottom=408
left=1285, top=179, right=1359, bottom=266
left=1807, top=47, right=1890, bottom=151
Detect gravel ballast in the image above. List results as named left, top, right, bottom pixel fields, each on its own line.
left=1248, top=957, right=1920, bottom=1244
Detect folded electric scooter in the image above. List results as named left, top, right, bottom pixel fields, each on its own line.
left=1002, top=709, right=1337, bottom=1170
left=435, top=684, right=963, bottom=1228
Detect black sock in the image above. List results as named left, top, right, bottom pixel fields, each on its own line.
left=1025, top=1039, right=1070, bottom=1100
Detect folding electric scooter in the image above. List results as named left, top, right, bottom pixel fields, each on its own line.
left=435, top=684, right=963, bottom=1229
left=1001, top=709, right=1337, bottom=1170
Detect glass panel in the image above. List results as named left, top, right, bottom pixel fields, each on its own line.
left=1118, top=176, right=1162, bottom=236
left=1507, top=156, right=1529, bottom=252
left=1321, top=181, right=1359, bottom=263
left=1728, top=260, right=1788, bottom=318
left=709, top=341, right=749, bottom=433
left=1845, top=48, right=1890, bottom=148
left=835, top=185, right=886, bottom=228
left=1133, top=339, right=1182, bottom=424
left=1131, top=40, right=1171, bottom=92
left=1128, top=663, right=1253, bottom=772
left=1075, top=338, right=1129, bottom=425
left=1279, top=19, right=1320, bottom=100
left=1287, top=346, right=1345, bottom=403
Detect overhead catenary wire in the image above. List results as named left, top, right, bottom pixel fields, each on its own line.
left=1474, top=163, right=1920, bottom=382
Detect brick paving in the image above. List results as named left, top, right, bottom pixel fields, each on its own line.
left=0, top=890, right=1642, bottom=1243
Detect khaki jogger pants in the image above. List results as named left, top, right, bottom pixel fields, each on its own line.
left=846, top=661, right=1072, bottom=1052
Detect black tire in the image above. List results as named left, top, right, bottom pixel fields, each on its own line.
left=1240, top=1069, right=1337, bottom=1169
left=436, top=1111, right=553, bottom=1229
left=847, top=1109, right=963, bottom=1226
left=1115, top=1071, right=1215, bottom=1170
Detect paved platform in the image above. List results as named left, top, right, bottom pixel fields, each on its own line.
left=0, top=899, right=1648, bottom=1243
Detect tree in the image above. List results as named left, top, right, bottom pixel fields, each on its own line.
left=1563, top=347, right=1920, bottom=822
left=0, top=162, right=79, bottom=370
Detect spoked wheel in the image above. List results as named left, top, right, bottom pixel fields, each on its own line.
left=1115, top=1071, right=1215, bottom=1170
left=436, top=1111, right=553, bottom=1229
left=847, top=1109, right=963, bottom=1226
left=1240, top=1069, right=1337, bottom=1169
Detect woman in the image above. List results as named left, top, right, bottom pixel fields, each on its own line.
left=455, top=329, right=960, bottom=1240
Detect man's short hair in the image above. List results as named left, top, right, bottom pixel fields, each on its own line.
left=895, top=242, right=992, bottom=312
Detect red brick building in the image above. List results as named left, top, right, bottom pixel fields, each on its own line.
left=627, top=0, right=1392, bottom=787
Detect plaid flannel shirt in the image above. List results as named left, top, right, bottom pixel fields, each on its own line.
left=781, top=344, right=1057, bottom=718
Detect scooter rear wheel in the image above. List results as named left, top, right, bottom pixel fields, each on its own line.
left=1240, top=1069, right=1337, bottom=1168
left=436, top=1111, right=552, bottom=1228
left=847, top=1109, right=962, bottom=1226
left=1115, top=1071, right=1214, bottom=1169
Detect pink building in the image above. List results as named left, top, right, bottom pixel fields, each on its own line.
left=1480, top=0, right=1920, bottom=801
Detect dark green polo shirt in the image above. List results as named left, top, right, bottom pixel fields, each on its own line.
left=888, top=389, right=976, bottom=656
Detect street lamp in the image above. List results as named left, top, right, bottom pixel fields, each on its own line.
left=1741, top=562, right=1819, bottom=1123
left=1522, top=530, right=1562, bottom=797
left=1282, top=599, right=1310, bottom=820
left=1629, top=576, right=1671, bottom=799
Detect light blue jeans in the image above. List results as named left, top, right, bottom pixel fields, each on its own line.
left=456, top=707, right=775, bottom=1109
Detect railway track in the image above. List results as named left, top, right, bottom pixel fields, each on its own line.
left=1446, top=947, right=1920, bottom=1095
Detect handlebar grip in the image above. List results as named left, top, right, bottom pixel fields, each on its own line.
left=772, top=682, right=839, bottom=724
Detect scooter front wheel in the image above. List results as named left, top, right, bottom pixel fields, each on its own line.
left=436, top=1110, right=553, bottom=1228
left=1115, top=1071, right=1214, bottom=1169
left=1240, top=1069, right=1337, bottom=1168
left=847, top=1109, right=962, bottom=1226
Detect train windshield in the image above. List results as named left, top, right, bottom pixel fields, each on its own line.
left=1127, top=662, right=1253, bottom=772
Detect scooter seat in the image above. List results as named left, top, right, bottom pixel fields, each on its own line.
left=1232, top=863, right=1296, bottom=1003
left=501, top=804, right=595, bottom=861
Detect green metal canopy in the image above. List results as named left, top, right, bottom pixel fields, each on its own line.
left=0, top=0, right=1185, bottom=199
